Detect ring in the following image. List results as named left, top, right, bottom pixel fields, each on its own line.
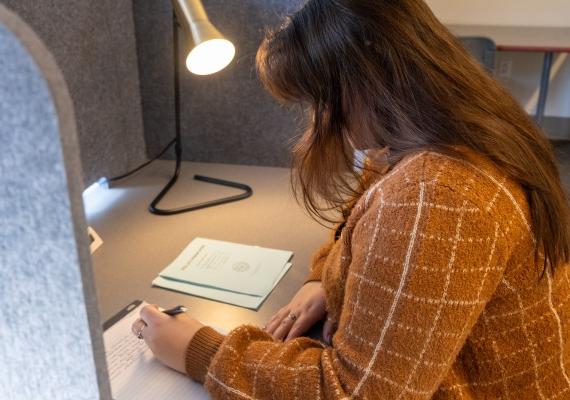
left=288, top=313, right=298, bottom=321
left=136, top=326, right=145, bottom=340
left=134, top=319, right=147, bottom=340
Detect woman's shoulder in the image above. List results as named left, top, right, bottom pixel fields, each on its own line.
left=368, top=150, right=524, bottom=201
left=360, top=149, right=532, bottom=241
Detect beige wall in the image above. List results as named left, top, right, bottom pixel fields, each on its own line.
left=426, top=0, right=570, bottom=27
left=425, top=0, right=570, bottom=121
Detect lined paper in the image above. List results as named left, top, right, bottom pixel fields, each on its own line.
left=103, top=302, right=211, bottom=400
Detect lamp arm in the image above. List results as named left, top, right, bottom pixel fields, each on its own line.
left=172, top=0, right=208, bottom=24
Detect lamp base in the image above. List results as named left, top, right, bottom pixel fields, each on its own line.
left=149, top=165, right=253, bottom=216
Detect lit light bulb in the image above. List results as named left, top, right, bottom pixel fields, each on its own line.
left=186, top=38, right=235, bottom=75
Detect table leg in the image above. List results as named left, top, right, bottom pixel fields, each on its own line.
left=535, top=52, right=554, bottom=126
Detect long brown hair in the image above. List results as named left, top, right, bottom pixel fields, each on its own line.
left=256, top=0, right=570, bottom=274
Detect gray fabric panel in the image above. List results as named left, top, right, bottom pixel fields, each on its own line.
left=135, top=0, right=305, bottom=167
left=1, top=0, right=147, bottom=187
left=0, top=6, right=109, bottom=399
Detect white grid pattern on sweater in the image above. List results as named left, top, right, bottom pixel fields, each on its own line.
left=478, top=334, right=556, bottom=365
left=492, top=339, right=512, bottom=399
left=205, top=152, right=568, bottom=400
left=292, top=356, right=300, bottom=400
left=538, top=363, right=570, bottom=394
left=350, top=271, right=487, bottom=307
left=241, top=360, right=318, bottom=373
left=269, top=346, right=291, bottom=398
left=375, top=254, right=503, bottom=274
left=381, top=201, right=480, bottom=213
left=335, top=351, right=433, bottom=396
left=441, top=352, right=559, bottom=390
left=353, top=182, right=427, bottom=397
left=479, top=309, right=511, bottom=400
left=342, top=157, right=540, bottom=396
left=251, top=346, right=274, bottom=398
left=486, top=176, right=507, bottom=212
left=342, top=331, right=449, bottom=368
left=439, top=221, right=501, bottom=372
left=430, top=160, right=449, bottom=185
left=371, top=226, right=491, bottom=243
left=486, top=277, right=568, bottom=321
left=347, top=157, right=526, bottom=396
left=471, top=278, right=570, bottom=344
left=323, top=351, right=351, bottom=400
left=208, top=372, right=255, bottom=400
left=363, top=152, right=427, bottom=209
left=225, top=341, right=242, bottom=385
left=551, top=387, right=570, bottom=400
left=219, top=336, right=327, bottom=393
left=397, top=188, right=470, bottom=400
left=346, top=190, right=387, bottom=334
left=436, top=153, right=534, bottom=239
left=503, top=276, right=546, bottom=398
left=346, top=299, right=464, bottom=339
left=546, top=269, right=570, bottom=390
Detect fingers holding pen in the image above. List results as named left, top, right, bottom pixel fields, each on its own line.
left=140, top=304, right=167, bottom=325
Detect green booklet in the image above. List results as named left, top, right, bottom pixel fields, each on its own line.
left=152, top=262, right=292, bottom=310
left=158, top=238, right=293, bottom=296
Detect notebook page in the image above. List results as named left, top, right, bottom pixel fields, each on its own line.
left=104, top=302, right=211, bottom=400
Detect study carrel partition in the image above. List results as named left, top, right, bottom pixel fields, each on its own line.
left=0, top=4, right=110, bottom=399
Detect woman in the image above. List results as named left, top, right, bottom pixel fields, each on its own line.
left=131, top=0, right=570, bottom=398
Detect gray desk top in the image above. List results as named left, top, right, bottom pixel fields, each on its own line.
left=448, top=24, right=570, bottom=52
left=86, top=161, right=329, bottom=331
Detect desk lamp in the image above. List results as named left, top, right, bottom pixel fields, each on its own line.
left=148, top=0, right=253, bottom=215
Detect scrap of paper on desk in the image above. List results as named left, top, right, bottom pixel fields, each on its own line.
left=153, top=238, right=294, bottom=310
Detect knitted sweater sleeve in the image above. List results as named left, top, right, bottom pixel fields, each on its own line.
left=185, top=171, right=514, bottom=399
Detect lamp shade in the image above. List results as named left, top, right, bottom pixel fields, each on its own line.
left=172, top=0, right=235, bottom=75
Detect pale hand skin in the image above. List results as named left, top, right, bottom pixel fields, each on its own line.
left=265, top=281, right=336, bottom=343
left=131, top=304, right=204, bottom=374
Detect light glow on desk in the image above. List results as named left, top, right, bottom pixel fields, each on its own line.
left=83, top=178, right=128, bottom=218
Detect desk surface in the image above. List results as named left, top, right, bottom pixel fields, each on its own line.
left=449, top=25, right=570, bottom=53
left=86, top=161, right=329, bottom=330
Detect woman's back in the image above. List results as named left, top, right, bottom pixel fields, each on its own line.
left=313, top=150, right=570, bottom=399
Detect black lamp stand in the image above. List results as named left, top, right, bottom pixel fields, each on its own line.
left=148, top=14, right=253, bottom=216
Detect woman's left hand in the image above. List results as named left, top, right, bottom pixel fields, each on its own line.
left=131, top=304, right=204, bottom=374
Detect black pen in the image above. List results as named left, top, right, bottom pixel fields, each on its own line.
left=162, top=305, right=190, bottom=316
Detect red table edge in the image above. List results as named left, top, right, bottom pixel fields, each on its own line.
left=497, top=45, right=570, bottom=53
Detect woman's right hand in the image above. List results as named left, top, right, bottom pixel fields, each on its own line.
left=264, top=281, right=328, bottom=342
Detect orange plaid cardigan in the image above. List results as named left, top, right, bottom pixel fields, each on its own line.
left=184, top=150, right=570, bottom=399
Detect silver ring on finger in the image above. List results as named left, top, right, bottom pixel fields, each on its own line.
left=134, top=320, right=147, bottom=340
left=288, top=312, right=298, bottom=321
left=136, top=327, right=145, bottom=340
